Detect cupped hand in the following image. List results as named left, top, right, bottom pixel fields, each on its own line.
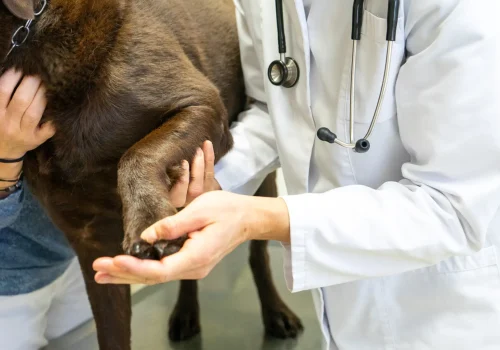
left=92, top=140, right=290, bottom=285
left=93, top=190, right=253, bottom=285
left=0, top=68, right=55, bottom=159
left=93, top=139, right=228, bottom=285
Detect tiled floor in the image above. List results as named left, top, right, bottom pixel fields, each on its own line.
left=45, top=241, right=323, bottom=350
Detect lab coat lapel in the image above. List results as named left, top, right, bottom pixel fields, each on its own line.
left=260, top=0, right=314, bottom=193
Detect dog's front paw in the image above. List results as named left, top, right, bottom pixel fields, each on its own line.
left=263, top=304, right=304, bottom=339
left=152, top=235, right=187, bottom=258
left=125, top=236, right=188, bottom=260
left=126, top=240, right=157, bottom=259
left=168, top=305, right=201, bottom=342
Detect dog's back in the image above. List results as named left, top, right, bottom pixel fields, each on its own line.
left=119, top=0, right=246, bottom=120
left=1, top=0, right=244, bottom=179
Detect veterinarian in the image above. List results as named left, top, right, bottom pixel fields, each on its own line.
left=94, top=0, right=500, bottom=349
left=0, top=69, right=92, bottom=349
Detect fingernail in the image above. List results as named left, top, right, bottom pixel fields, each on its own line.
left=182, top=160, right=189, bottom=169
left=196, top=148, right=203, bottom=156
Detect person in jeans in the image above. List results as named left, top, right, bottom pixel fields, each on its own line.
left=0, top=68, right=92, bottom=350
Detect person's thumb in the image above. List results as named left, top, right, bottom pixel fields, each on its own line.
left=140, top=206, right=208, bottom=243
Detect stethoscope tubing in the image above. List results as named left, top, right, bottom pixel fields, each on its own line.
left=269, top=0, right=401, bottom=153
left=339, top=41, right=393, bottom=149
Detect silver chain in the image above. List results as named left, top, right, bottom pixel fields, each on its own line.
left=3, top=0, right=48, bottom=62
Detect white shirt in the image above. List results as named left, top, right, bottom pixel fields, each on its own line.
left=215, top=0, right=500, bottom=348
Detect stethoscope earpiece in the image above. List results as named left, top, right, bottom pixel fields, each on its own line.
left=355, top=139, right=370, bottom=153
left=317, top=128, right=371, bottom=153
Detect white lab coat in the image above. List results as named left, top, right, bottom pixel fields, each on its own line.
left=215, top=0, right=500, bottom=349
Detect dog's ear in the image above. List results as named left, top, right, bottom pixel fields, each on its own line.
left=2, top=0, right=36, bottom=20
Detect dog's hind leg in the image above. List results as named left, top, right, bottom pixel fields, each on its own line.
left=249, top=172, right=304, bottom=339
left=250, top=239, right=303, bottom=339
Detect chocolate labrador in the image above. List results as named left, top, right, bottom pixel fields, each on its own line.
left=0, top=0, right=303, bottom=348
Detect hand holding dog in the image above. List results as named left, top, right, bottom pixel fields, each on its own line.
left=0, top=69, right=55, bottom=198
left=93, top=141, right=291, bottom=285
left=0, top=69, right=55, bottom=160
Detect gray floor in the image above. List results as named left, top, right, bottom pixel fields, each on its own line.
left=46, top=241, right=323, bottom=350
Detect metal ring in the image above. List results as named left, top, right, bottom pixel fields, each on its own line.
left=268, top=60, right=286, bottom=86
left=34, top=0, right=47, bottom=16
left=11, top=26, right=30, bottom=46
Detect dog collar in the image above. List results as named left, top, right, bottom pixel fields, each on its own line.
left=1, top=0, right=48, bottom=68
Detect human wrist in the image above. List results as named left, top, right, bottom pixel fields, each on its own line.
left=0, top=162, right=23, bottom=194
left=0, top=150, right=25, bottom=180
left=0, top=171, right=22, bottom=199
left=0, top=150, right=26, bottom=161
left=0, top=162, right=23, bottom=179
left=245, top=196, right=291, bottom=243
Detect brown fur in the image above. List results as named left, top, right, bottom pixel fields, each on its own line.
left=1, top=0, right=303, bottom=348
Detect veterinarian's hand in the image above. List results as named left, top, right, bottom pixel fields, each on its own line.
left=168, top=140, right=222, bottom=208
left=93, top=191, right=291, bottom=285
left=0, top=69, right=55, bottom=160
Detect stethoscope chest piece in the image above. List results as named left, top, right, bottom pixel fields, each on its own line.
left=268, top=0, right=300, bottom=88
left=268, top=56, right=300, bottom=88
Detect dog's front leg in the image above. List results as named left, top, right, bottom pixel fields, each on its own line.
left=117, top=90, right=231, bottom=342
left=117, top=93, right=232, bottom=258
left=71, top=216, right=132, bottom=350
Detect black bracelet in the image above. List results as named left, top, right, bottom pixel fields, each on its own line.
left=0, top=155, right=25, bottom=163
left=0, top=181, right=22, bottom=194
left=0, top=171, right=23, bottom=183
left=0, top=178, right=19, bottom=183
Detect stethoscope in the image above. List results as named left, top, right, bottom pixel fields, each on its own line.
left=268, top=0, right=401, bottom=153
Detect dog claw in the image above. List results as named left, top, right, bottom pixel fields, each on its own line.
left=152, top=235, right=188, bottom=258
left=152, top=240, right=169, bottom=258
left=153, top=239, right=182, bottom=258
left=127, top=240, right=158, bottom=259
left=126, top=236, right=187, bottom=260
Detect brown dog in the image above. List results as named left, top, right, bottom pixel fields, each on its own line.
left=0, top=0, right=303, bottom=348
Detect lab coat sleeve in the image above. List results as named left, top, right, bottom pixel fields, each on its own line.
left=281, top=1, right=500, bottom=292
left=214, top=1, right=280, bottom=196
